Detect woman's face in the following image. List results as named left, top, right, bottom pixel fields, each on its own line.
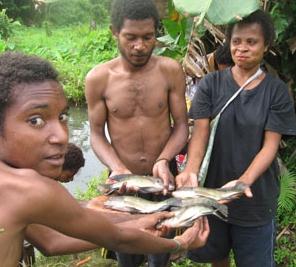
left=230, top=23, right=267, bottom=70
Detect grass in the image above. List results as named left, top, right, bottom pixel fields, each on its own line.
left=8, top=24, right=117, bottom=104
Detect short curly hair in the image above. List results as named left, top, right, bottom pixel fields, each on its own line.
left=111, top=0, right=160, bottom=32
left=226, top=9, right=275, bottom=48
left=0, top=52, right=59, bottom=133
left=62, top=143, right=85, bottom=174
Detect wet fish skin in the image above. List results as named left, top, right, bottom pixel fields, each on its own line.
left=98, top=174, right=175, bottom=195
left=172, top=182, right=248, bottom=201
left=177, top=197, right=228, bottom=215
left=158, top=204, right=228, bottom=229
left=104, top=196, right=178, bottom=214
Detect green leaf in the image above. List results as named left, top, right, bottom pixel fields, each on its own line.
left=173, top=0, right=260, bottom=25
left=277, top=171, right=296, bottom=215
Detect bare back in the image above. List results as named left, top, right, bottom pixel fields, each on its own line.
left=86, top=55, right=187, bottom=174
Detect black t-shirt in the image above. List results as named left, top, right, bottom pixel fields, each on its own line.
left=189, top=68, right=296, bottom=226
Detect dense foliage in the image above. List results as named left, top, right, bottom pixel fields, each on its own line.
left=0, top=0, right=111, bottom=26
left=8, top=25, right=117, bottom=104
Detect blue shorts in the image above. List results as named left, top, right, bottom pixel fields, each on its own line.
left=187, top=216, right=276, bottom=267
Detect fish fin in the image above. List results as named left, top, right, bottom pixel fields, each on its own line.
left=166, top=197, right=182, bottom=207
left=109, top=174, right=134, bottom=181
left=170, top=206, right=182, bottom=211
left=213, top=210, right=228, bottom=222
left=215, top=203, right=228, bottom=217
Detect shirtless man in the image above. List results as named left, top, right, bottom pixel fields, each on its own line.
left=0, top=52, right=209, bottom=267
left=85, top=0, right=188, bottom=266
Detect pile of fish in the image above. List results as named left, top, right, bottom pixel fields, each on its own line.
left=99, top=174, right=247, bottom=228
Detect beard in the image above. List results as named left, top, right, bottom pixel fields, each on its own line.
left=118, top=43, right=154, bottom=68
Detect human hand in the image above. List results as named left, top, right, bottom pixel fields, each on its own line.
left=175, top=171, right=198, bottom=189
left=108, top=169, right=136, bottom=194
left=121, top=212, right=173, bottom=237
left=152, top=159, right=174, bottom=195
left=221, top=180, right=253, bottom=203
left=174, top=216, right=209, bottom=251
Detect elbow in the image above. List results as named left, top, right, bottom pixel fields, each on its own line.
left=35, top=243, right=59, bottom=257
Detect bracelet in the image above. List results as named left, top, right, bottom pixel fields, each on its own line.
left=169, top=238, right=182, bottom=254
left=154, top=158, right=169, bottom=164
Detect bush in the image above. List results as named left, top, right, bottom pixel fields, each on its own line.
left=0, top=9, right=14, bottom=39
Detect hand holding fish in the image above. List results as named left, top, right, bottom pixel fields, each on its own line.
left=152, top=159, right=174, bottom=195
left=174, top=217, right=210, bottom=251
left=122, top=212, right=173, bottom=237
left=221, top=180, right=253, bottom=203
left=99, top=174, right=175, bottom=195
left=109, top=168, right=132, bottom=178
left=175, top=171, right=198, bottom=189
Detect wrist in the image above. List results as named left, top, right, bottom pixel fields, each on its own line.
left=238, top=174, right=253, bottom=186
left=169, top=238, right=182, bottom=254
left=154, top=158, right=169, bottom=165
left=170, top=237, right=186, bottom=254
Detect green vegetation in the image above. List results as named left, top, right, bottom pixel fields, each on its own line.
left=8, top=24, right=117, bottom=104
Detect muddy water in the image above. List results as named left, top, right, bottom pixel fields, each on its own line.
left=63, top=106, right=106, bottom=195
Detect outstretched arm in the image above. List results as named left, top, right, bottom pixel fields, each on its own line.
left=24, top=178, right=209, bottom=255
left=222, top=131, right=281, bottom=196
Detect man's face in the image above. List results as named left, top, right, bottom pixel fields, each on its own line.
left=0, top=81, right=69, bottom=179
left=115, top=18, right=156, bottom=67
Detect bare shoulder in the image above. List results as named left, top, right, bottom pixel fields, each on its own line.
left=0, top=168, right=59, bottom=217
left=154, top=56, right=185, bottom=90
left=85, top=58, right=119, bottom=84
left=1, top=168, right=58, bottom=200
left=156, top=56, right=183, bottom=73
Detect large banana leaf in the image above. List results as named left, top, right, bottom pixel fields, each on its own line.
left=173, top=0, right=260, bottom=25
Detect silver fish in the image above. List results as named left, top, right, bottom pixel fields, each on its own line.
left=158, top=204, right=228, bottom=228
left=176, top=197, right=228, bottom=215
left=104, top=196, right=178, bottom=214
left=98, top=174, right=175, bottom=195
left=172, top=182, right=248, bottom=201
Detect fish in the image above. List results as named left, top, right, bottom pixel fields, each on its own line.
left=157, top=204, right=228, bottom=228
left=98, top=174, right=175, bottom=195
left=176, top=197, right=228, bottom=215
left=104, top=194, right=228, bottom=216
left=104, top=196, right=178, bottom=214
left=172, top=182, right=248, bottom=201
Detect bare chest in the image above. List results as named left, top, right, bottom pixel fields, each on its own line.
left=105, top=75, right=169, bottom=118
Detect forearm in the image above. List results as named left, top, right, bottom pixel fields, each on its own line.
left=157, top=123, right=188, bottom=161
left=90, top=132, right=128, bottom=172
left=26, top=224, right=98, bottom=256
left=111, top=226, right=178, bottom=254
left=239, top=131, right=281, bottom=185
left=184, top=119, right=210, bottom=173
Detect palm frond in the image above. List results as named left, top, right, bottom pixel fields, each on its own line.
left=277, top=171, right=296, bottom=215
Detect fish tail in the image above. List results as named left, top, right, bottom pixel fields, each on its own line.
left=213, top=209, right=228, bottom=222
left=215, top=203, right=228, bottom=217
